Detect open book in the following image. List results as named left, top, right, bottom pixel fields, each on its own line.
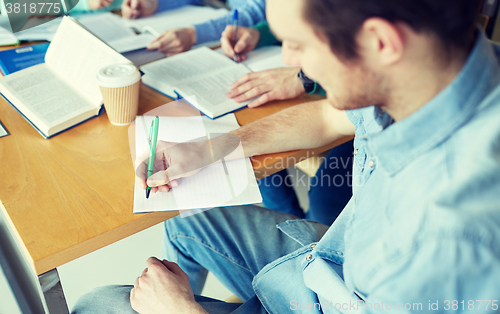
left=91, top=6, right=228, bottom=56
left=6, top=5, right=228, bottom=53
left=0, top=16, right=131, bottom=138
left=140, top=46, right=286, bottom=119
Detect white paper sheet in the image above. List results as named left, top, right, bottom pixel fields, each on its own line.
left=242, top=46, right=288, bottom=72
left=215, top=46, right=288, bottom=72
left=133, top=113, right=262, bottom=213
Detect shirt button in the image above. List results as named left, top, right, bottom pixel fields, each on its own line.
left=306, top=254, right=312, bottom=261
left=354, top=149, right=358, bottom=156
left=369, top=160, right=374, bottom=168
left=310, top=244, right=316, bottom=250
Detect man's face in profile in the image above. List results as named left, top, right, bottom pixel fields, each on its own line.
left=267, top=0, right=385, bottom=111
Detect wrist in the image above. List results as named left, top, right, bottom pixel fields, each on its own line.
left=250, top=28, right=261, bottom=49
left=211, top=133, right=243, bottom=162
left=150, top=0, right=158, bottom=14
left=173, top=300, right=207, bottom=314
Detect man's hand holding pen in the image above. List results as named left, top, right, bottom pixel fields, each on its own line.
left=135, top=134, right=242, bottom=194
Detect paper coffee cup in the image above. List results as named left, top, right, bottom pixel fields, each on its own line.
left=97, top=64, right=141, bottom=125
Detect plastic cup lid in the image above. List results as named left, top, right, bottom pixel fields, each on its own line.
left=97, top=64, right=141, bottom=88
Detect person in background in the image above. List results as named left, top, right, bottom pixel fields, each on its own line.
left=222, top=21, right=354, bottom=225
left=70, top=0, right=204, bottom=14
left=121, top=0, right=265, bottom=55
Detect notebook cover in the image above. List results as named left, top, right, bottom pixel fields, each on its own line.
left=0, top=43, right=50, bottom=76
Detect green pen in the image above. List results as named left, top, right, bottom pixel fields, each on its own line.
left=146, top=116, right=159, bottom=199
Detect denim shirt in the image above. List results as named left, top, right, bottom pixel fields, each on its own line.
left=253, top=31, right=500, bottom=314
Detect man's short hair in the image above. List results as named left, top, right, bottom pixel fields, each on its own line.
left=303, top=0, right=483, bottom=59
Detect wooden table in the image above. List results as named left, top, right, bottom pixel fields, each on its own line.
left=0, top=66, right=350, bottom=278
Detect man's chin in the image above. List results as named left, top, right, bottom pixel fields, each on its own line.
left=326, top=93, right=372, bottom=111
left=326, top=96, right=356, bottom=111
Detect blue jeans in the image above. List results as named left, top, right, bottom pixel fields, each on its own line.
left=72, top=206, right=325, bottom=314
left=258, top=140, right=353, bottom=225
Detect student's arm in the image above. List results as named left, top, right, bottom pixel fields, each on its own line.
left=69, top=0, right=121, bottom=12
left=147, top=0, right=266, bottom=54
left=194, top=0, right=266, bottom=44
left=232, top=99, right=354, bottom=157
left=130, top=257, right=208, bottom=314
left=121, top=0, right=203, bottom=20
left=137, top=99, right=355, bottom=192
left=156, top=0, right=203, bottom=12
left=227, top=67, right=305, bottom=108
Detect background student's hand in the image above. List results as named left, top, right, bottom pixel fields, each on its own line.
left=135, top=139, right=212, bottom=193
left=227, top=67, right=305, bottom=108
left=130, top=257, right=207, bottom=314
left=88, top=0, right=113, bottom=10
left=221, top=25, right=261, bottom=62
left=147, top=27, right=196, bottom=56
left=121, top=0, right=158, bottom=19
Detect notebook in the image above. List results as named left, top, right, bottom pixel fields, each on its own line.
left=140, top=46, right=286, bottom=118
left=141, top=47, right=253, bottom=118
left=133, top=112, right=262, bottom=213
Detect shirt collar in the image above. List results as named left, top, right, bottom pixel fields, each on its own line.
left=363, top=30, right=500, bottom=176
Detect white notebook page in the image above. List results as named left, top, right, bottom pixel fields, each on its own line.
left=133, top=113, right=261, bottom=213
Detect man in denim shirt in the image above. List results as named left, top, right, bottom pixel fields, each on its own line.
left=73, top=0, right=500, bottom=313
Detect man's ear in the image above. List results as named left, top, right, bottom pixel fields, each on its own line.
left=357, top=17, right=404, bottom=66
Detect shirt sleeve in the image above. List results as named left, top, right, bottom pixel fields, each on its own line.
left=69, top=0, right=122, bottom=13
left=360, top=239, right=500, bottom=313
left=156, top=0, right=204, bottom=13
left=193, top=0, right=266, bottom=44
left=253, top=21, right=281, bottom=48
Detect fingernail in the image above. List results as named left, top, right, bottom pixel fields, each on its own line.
left=171, top=181, right=178, bottom=187
left=226, top=92, right=232, bottom=97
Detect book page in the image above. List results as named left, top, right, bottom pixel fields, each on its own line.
left=215, top=46, right=287, bottom=72
left=109, top=33, right=156, bottom=53
left=45, top=17, right=131, bottom=106
left=133, top=114, right=261, bottom=213
left=140, top=47, right=235, bottom=86
left=0, top=64, right=94, bottom=130
left=242, top=46, right=288, bottom=72
left=176, top=64, right=252, bottom=117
